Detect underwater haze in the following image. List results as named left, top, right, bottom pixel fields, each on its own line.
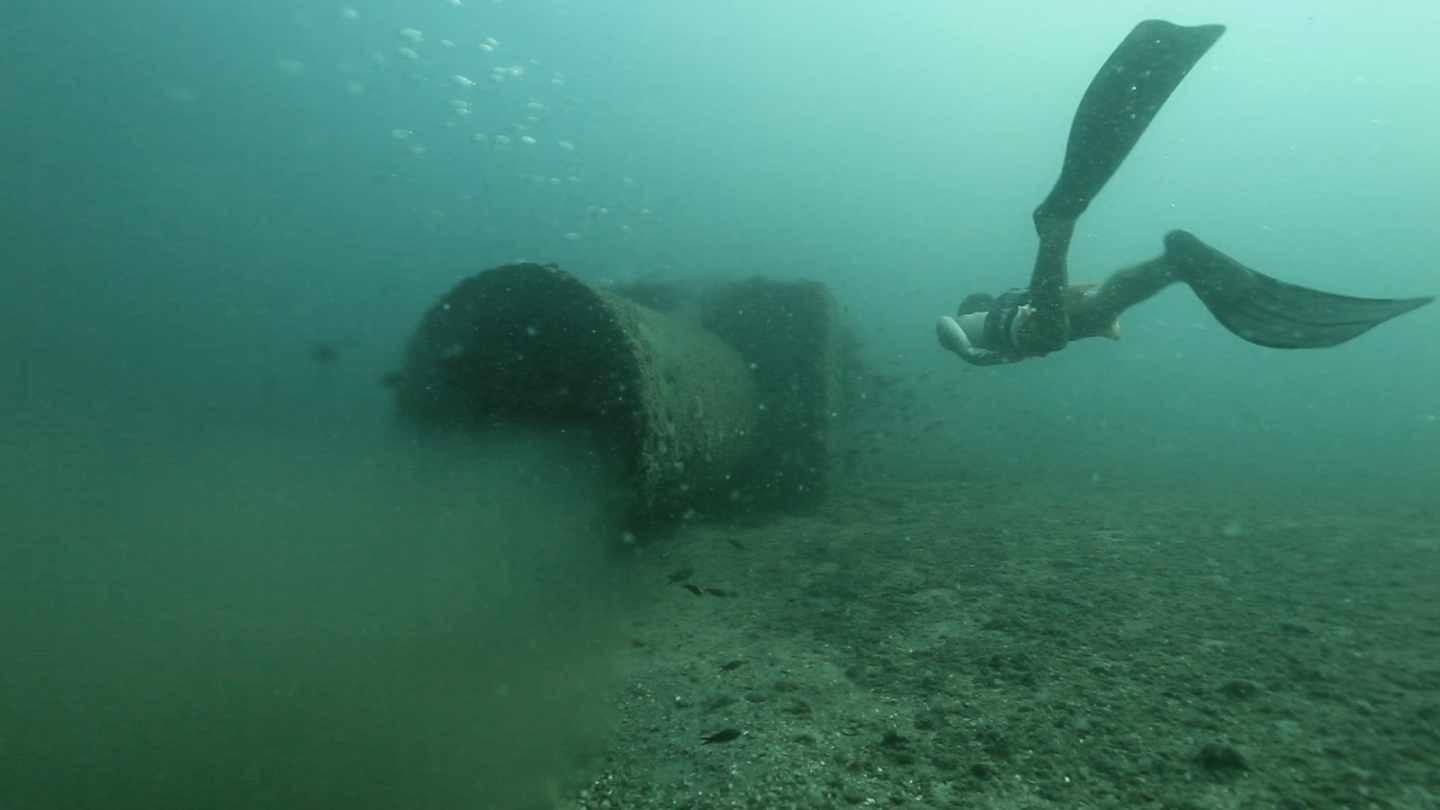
left=6, top=0, right=1438, bottom=486
left=3, top=1, right=1439, bottom=808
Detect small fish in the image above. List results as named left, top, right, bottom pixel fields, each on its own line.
left=726, top=538, right=747, bottom=551
left=683, top=583, right=704, bottom=596
left=881, top=730, right=910, bottom=749
left=703, top=587, right=731, bottom=598
left=667, top=567, right=695, bottom=583
left=719, top=659, right=745, bottom=671
left=701, top=728, right=742, bottom=744
left=311, top=343, right=341, bottom=366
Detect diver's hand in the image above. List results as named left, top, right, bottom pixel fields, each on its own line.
left=936, top=316, right=1020, bottom=366
left=936, top=316, right=974, bottom=355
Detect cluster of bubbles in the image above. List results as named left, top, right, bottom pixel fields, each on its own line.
left=223, top=2, right=661, bottom=257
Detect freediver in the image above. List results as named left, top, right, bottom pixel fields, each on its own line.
left=937, top=20, right=1433, bottom=366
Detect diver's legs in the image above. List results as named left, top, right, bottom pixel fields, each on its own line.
left=1017, top=20, right=1226, bottom=357
left=1068, top=255, right=1179, bottom=338
left=1015, top=218, right=1075, bottom=355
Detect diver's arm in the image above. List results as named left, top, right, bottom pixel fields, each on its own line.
left=936, top=315, right=1025, bottom=366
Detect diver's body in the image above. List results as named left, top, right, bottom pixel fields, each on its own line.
left=939, top=20, right=1432, bottom=367
left=940, top=249, right=1170, bottom=365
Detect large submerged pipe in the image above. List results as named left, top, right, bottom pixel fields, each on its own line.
left=391, top=263, right=761, bottom=524
left=392, top=263, right=854, bottom=527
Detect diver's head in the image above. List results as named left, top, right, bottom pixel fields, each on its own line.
left=957, top=293, right=995, bottom=317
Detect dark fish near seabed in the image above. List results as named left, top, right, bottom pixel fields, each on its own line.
left=701, top=728, right=742, bottom=744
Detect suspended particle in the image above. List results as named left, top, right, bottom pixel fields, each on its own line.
left=520, top=135, right=537, bottom=145
left=451, top=74, right=476, bottom=88
left=399, top=27, right=424, bottom=44
left=396, top=46, right=420, bottom=61
left=556, top=140, right=575, bottom=151
left=390, top=128, right=415, bottom=140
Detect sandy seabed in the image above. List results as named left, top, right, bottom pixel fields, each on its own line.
left=565, top=477, right=1440, bottom=810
